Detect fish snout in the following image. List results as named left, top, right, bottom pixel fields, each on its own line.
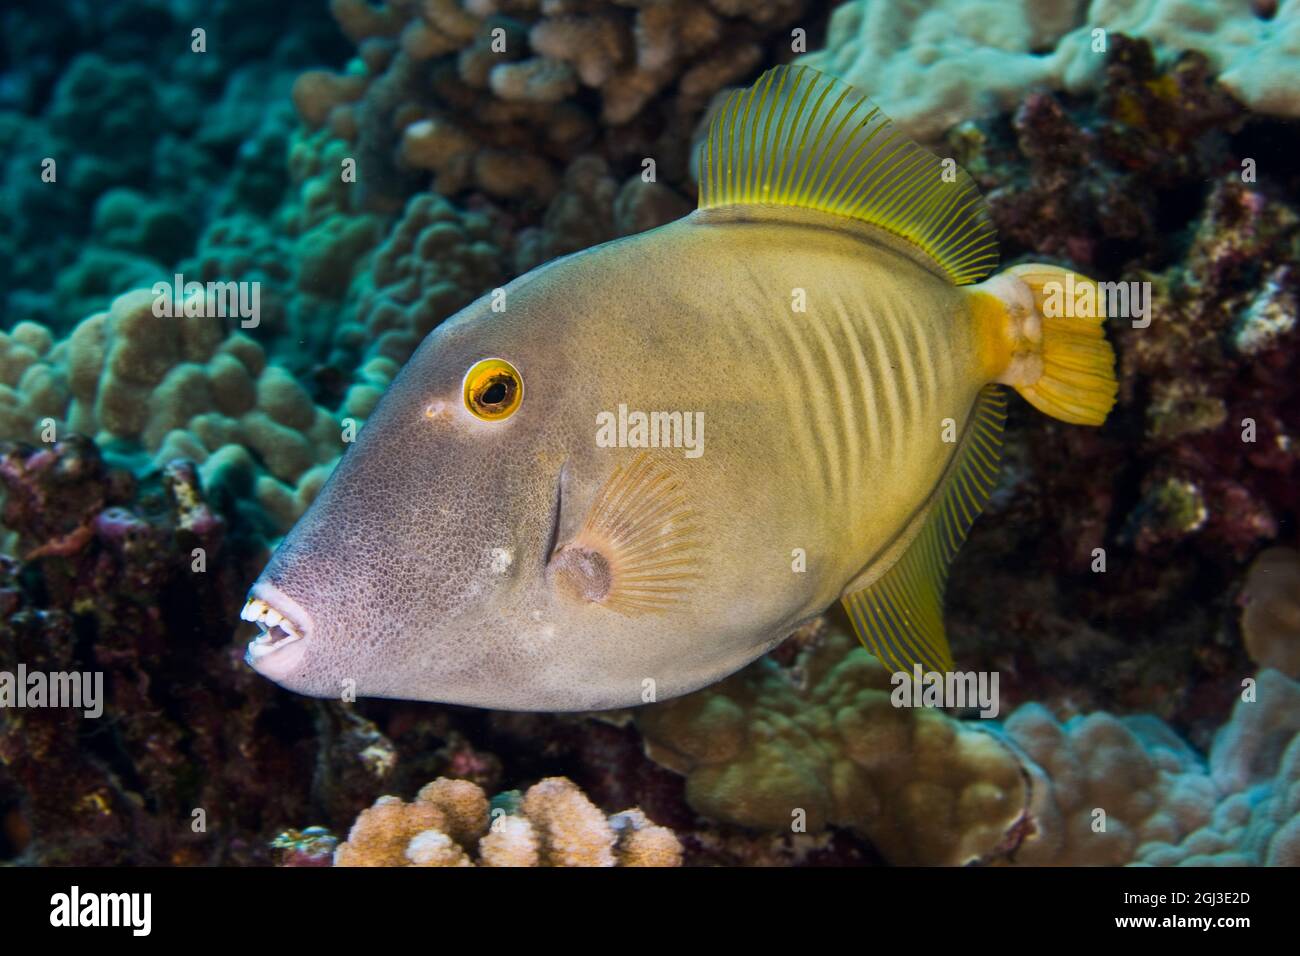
left=241, top=581, right=311, bottom=680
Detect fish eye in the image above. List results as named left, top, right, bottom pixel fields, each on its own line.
left=462, top=358, right=523, bottom=422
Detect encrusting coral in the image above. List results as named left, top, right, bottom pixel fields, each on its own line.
left=1006, top=668, right=1300, bottom=866
left=638, top=624, right=1033, bottom=867
left=0, top=435, right=338, bottom=866
left=1139, top=669, right=1300, bottom=866
left=334, top=775, right=682, bottom=866
left=637, top=622, right=1300, bottom=866
left=798, top=0, right=1300, bottom=142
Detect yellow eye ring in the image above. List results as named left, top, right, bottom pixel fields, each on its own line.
left=463, top=358, right=523, bottom=421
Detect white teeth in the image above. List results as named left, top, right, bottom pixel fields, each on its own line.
left=242, top=596, right=304, bottom=660
left=247, top=634, right=279, bottom=661
left=241, top=598, right=275, bottom=624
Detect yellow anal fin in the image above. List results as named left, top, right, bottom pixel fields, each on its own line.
left=551, top=452, right=701, bottom=616
left=841, top=385, right=1007, bottom=674
left=697, top=64, right=998, bottom=286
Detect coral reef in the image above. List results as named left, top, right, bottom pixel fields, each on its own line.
left=0, top=435, right=288, bottom=864
left=271, top=826, right=340, bottom=866
left=333, top=775, right=682, bottom=866
left=0, top=0, right=351, bottom=332
left=0, top=290, right=353, bottom=535
left=639, top=620, right=1300, bottom=867
left=342, top=192, right=509, bottom=372
left=1, top=0, right=1297, bottom=872
left=1010, top=666, right=1300, bottom=866
left=639, top=624, right=1030, bottom=866
left=295, top=0, right=810, bottom=208
left=0, top=434, right=684, bottom=865
left=799, top=0, right=1300, bottom=142
left=925, top=35, right=1300, bottom=731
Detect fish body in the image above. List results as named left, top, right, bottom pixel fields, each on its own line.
left=538, top=202, right=988, bottom=617
left=242, top=66, right=1117, bottom=710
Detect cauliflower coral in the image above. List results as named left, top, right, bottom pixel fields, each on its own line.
left=334, top=775, right=682, bottom=867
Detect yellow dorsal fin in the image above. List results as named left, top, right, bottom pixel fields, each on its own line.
left=841, top=385, right=1007, bottom=673
left=697, top=65, right=998, bottom=286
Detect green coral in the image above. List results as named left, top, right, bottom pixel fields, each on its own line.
left=0, top=290, right=367, bottom=535
left=638, top=626, right=1030, bottom=866
left=639, top=622, right=1300, bottom=867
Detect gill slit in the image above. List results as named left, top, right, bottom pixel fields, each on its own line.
left=542, top=460, right=566, bottom=566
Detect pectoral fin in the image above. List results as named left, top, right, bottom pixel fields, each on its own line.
left=841, top=386, right=1007, bottom=673
left=550, top=452, right=701, bottom=615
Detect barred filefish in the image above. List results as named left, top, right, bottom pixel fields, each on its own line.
left=241, top=65, right=1117, bottom=710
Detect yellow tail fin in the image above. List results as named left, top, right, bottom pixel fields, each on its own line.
left=967, top=264, right=1118, bottom=425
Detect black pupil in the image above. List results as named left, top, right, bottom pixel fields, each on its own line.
left=481, top=379, right=509, bottom=406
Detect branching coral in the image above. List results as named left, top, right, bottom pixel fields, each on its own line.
left=294, top=0, right=808, bottom=207
left=334, top=775, right=682, bottom=866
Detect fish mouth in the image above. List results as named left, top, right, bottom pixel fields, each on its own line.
left=241, top=582, right=310, bottom=678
